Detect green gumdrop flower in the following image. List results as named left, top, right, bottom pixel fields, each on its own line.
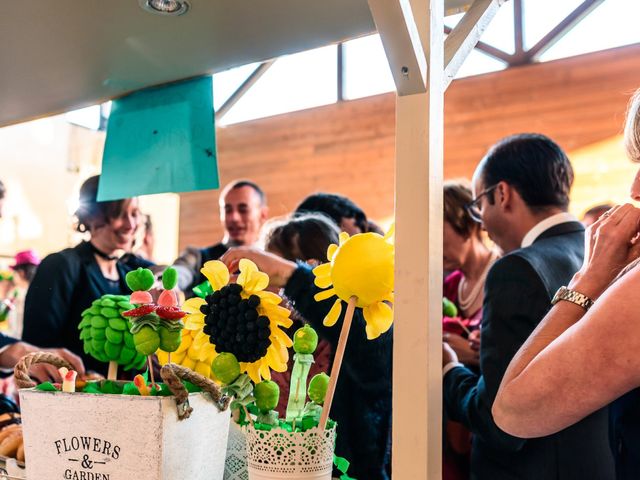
left=125, top=268, right=155, bottom=292
left=293, top=325, right=318, bottom=354
left=133, top=325, right=160, bottom=356
left=308, top=373, right=330, bottom=405
left=158, top=327, right=182, bottom=353
left=254, top=380, right=280, bottom=413
left=443, top=297, right=458, bottom=318
left=211, top=352, right=241, bottom=385
left=104, top=341, right=122, bottom=361
left=162, top=267, right=178, bottom=290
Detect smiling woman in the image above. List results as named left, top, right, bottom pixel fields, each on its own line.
left=21, top=175, right=155, bottom=376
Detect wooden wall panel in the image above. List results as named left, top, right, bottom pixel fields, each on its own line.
left=179, top=44, right=640, bottom=251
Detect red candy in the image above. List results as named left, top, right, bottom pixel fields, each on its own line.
left=123, top=304, right=157, bottom=317
left=158, top=290, right=178, bottom=308
left=156, top=306, right=187, bottom=320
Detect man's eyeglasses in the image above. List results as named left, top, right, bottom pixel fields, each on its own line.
left=465, top=184, right=498, bottom=223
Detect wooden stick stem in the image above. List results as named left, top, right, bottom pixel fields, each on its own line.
left=319, top=296, right=357, bottom=430
left=148, top=356, right=156, bottom=388
left=107, top=361, right=118, bottom=381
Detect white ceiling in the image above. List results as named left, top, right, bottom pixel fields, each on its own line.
left=1, top=0, right=472, bottom=127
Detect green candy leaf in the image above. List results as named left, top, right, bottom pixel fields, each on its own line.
left=35, top=382, right=58, bottom=392
left=82, top=382, right=102, bottom=394
left=162, top=267, right=178, bottom=290
left=192, top=280, right=213, bottom=299
left=122, top=382, right=141, bottom=396
left=125, top=268, right=155, bottom=292
left=101, top=380, right=124, bottom=395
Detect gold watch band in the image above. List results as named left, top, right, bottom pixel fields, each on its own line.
left=551, top=286, right=594, bottom=311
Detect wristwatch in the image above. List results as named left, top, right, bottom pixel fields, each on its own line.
left=551, top=286, right=594, bottom=311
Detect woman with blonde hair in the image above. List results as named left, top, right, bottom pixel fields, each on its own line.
left=493, top=91, right=640, bottom=478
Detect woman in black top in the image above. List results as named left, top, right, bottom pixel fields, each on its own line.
left=23, top=176, right=154, bottom=375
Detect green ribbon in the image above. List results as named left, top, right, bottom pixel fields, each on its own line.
left=333, top=455, right=356, bottom=480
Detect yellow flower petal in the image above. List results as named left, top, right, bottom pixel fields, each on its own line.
left=184, top=313, right=205, bottom=330
left=314, top=275, right=333, bottom=289
left=259, top=360, right=272, bottom=381
left=363, top=301, right=394, bottom=339
left=201, top=260, right=230, bottom=291
left=313, top=263, right=331, bottom=283
left=314, top=288, right=336, bottom=302
left=271, top=327, right=293, bottom=348
left=323, top=298, right=343, bottom=327
left=237, top=259, right=258, bottom=288
left=255, top=290, right=282, bottom=305
left=384, top=223, right=395, bottom=244
left=327, top=244, right=338, bottom=261
left=156, top=350, right=168, bottom=364
left=339, top=232, right=349, bottom=245
left=183, top=297, right=206, bottom=314
left=244, top=271, right=269, bottom=293
left=246, top=362, right=261, bottom=384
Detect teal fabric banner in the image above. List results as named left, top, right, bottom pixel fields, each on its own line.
left=98, top=76, right=218, bottom=201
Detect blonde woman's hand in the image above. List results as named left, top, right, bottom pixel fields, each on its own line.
left=571, top=204, right=640, bottom=299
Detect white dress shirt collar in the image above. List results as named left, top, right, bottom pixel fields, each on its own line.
left=521, top=212, right=579, bottom=248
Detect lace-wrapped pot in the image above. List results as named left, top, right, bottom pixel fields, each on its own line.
left=225, top=422, right=249, bottom=480
left=245, top=424, right=336, bottom=480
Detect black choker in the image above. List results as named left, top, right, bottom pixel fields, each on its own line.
left=88, top=242, right=120, bottom=262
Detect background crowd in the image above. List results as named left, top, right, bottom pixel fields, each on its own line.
left=2, top=88, right=640, bottom=479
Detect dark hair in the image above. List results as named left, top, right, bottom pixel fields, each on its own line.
left=294, top=193, right=367, bottom=233
left=0, top=180, right=5, bottom=200
left=479, top=133, right=574, bottom=211
left=74, top=175, right=130, bottom=233
left=583, top=204, right=613, bottom=220
left=444, top=181, right=481, bottom=239
left=264, top=213, right=340, bottom=263
left=13, top=264, right=38, bottom=283
left=222, top=180, right=267, bottom=205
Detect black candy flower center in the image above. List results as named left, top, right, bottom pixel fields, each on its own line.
left=202, top=283, right=272, bottom=363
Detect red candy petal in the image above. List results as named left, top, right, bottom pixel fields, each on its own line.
left=123, top=304, right=157, bottom=317
left=156, top=306, right=187, bottom=320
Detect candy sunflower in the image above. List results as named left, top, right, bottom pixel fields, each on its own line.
left=174, top=259, right=293, bottom=383
left=312, top=228, right=395, bottom=339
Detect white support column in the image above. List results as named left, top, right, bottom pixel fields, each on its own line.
left=392, top=0, right=444, bottom=478
left=367, top=0, right=427, bottom=96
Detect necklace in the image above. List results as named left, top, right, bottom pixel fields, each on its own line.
left=88, top=242, right=120, bottom=262
left=457, top=250, right=498, bottom=314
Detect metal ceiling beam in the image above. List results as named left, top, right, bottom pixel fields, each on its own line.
left=444, top=25, right=511, bottom=64
left=526, top=0, right=605, bottom=62
left=215, top=60, right=276, bottom=122
left=444, top=0, right=506, bottom=88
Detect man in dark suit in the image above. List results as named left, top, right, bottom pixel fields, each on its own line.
left=442, top=134, right=615, bottom=479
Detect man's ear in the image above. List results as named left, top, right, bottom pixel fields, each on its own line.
left=497, top=181, right=512, bottom=210
left=260, top=206, right=269, bottom=222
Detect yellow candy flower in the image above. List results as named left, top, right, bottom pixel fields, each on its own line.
left=165, top=259, right=293, bottom=384
left=312, top=227, right=395, bottom=339
left=156, top=297, right=216, bottom=378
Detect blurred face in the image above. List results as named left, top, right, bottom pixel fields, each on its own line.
left=631, top=166, right=640, bottom=202
left=443, top=221, right=472, bottom=271
left=91, top=199, right=141, bottom=252
left=339, top=217, right=363, bottom=235
left=220, top=186, right=267, bottom=246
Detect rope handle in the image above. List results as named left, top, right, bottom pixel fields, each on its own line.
left=160, top=363, right=230, bottom=420
left=14, top=352, right=72, bottom=389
